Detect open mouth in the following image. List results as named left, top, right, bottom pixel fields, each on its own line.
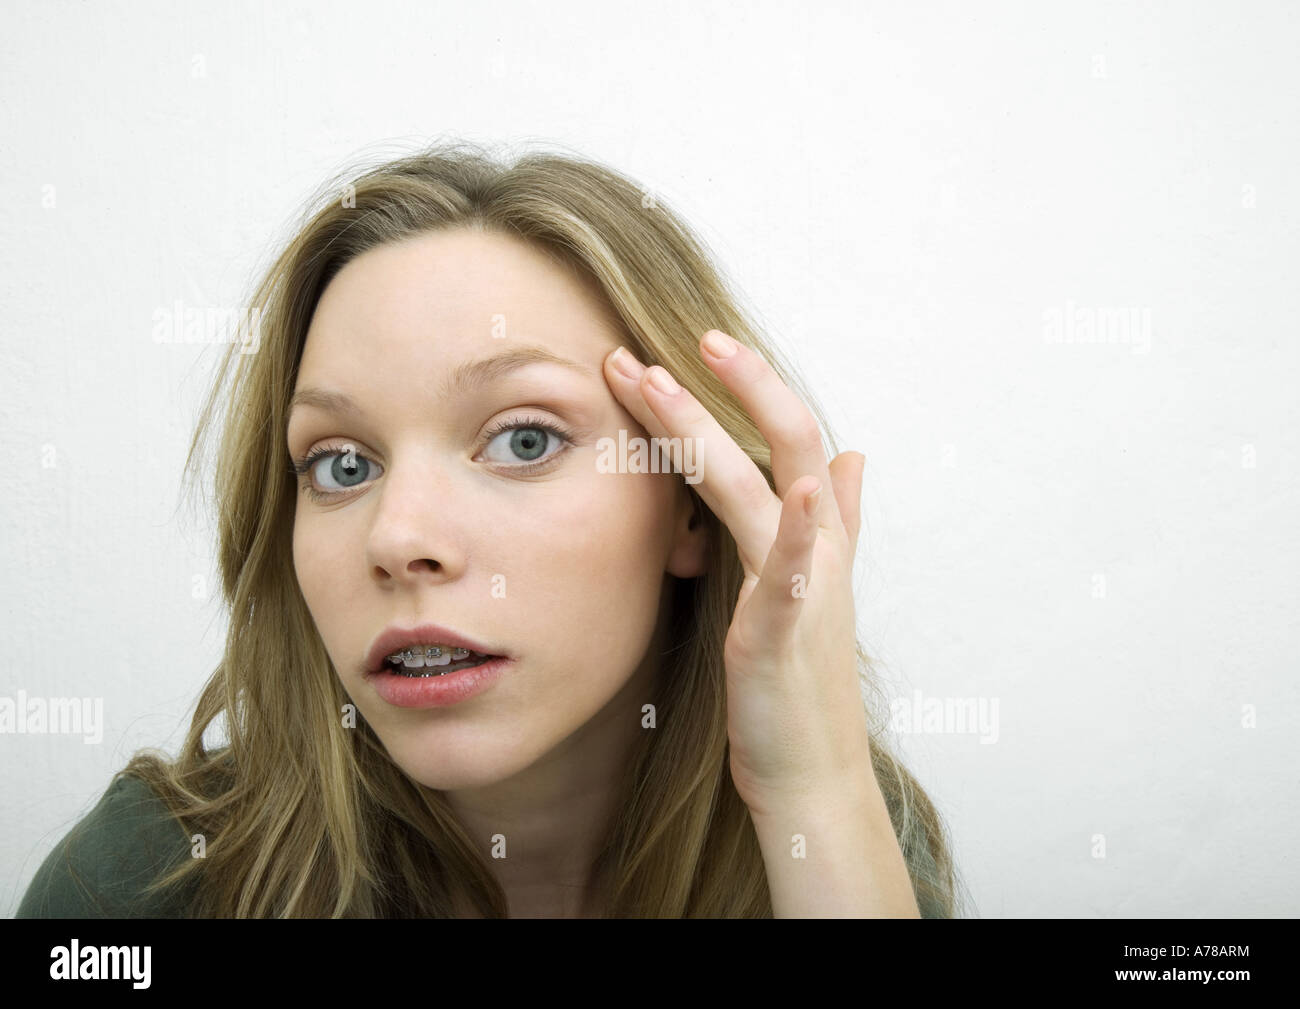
left=381, top=651, right=498, bottom=677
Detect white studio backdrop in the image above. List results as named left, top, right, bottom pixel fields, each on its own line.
left=1, top=0, right=1296, bottom=917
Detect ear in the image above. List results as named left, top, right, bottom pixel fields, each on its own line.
left=665, top=483, right=709, bottom=578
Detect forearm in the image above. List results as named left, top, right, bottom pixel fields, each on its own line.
left=748, top=766, right=921, bottom=918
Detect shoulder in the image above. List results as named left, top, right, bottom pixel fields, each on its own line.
left=16, top=773, right=198, bottom=918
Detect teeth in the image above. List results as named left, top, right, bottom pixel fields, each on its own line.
left=385, top=645, right=476, bottom=668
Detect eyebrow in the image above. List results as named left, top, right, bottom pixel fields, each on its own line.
left=287, top=345, right=595, bottom=420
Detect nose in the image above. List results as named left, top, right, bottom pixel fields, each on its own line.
left=364, top=456, right=468, bottom=585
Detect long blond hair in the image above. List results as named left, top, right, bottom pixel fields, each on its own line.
left=125, top=138, right=966, bottom=917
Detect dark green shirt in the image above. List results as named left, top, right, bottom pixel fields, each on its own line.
left=17, top=773, right=953, bottom=918
left=16, top=774, right=198, bottom=918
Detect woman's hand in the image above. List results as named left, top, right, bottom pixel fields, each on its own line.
left=602, top=330, right=874, bottom=820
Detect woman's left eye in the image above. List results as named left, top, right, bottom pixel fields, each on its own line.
left=479, top=416, right=573, bottom=470
left=290, top=417, right=574, bottom=502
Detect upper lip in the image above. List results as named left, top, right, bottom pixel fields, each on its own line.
left=364, top=623, right=510, bottom=675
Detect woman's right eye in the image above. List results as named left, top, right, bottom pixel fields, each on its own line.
left=292, top=444, right=382, bottom=499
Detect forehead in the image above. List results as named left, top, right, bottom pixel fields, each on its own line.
left=299, top=228, right=623, bottom=376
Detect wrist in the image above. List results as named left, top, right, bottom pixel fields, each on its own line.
left=745, top=768, right=919, bottom=918
left=742, top=748, right=883, bottom=825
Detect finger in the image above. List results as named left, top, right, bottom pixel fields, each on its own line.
left=603, top=345, right=779, bottom=575
left=827, top=451, right=864, bottom=556
left=697, top=330, right=840, bottom=533
left=733, top=475, right=822, bottom=661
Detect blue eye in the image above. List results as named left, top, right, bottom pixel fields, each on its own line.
left=480, top=415, right=573, bottom=469
left=290, top=443, right=380, bottom=501
left=288, top=416, right=575, bottom=503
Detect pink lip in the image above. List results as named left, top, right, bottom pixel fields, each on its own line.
left=368, top=655, right=512, bottom=708
left=363, top=622, right=510, bottom=676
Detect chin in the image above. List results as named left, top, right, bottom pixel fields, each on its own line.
left=381, top=739, right=530, bottom=794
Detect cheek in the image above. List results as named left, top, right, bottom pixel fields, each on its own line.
left=292, top=510, right=349, bottom=627
left=499, top=472, right=672, bottom=665
left=291, top=512, right=316, bottom=600
left=512, top=469, right=668, bottom=574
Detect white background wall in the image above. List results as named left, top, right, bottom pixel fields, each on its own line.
left=2, top=0, right=1296, bottom=917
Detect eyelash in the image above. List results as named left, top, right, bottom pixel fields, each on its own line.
left=288, top=415, right=575, bottom=503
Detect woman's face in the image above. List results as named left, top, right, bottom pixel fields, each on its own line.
left=287, top=228, right=705, bottom=790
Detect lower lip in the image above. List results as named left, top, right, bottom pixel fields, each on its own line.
left=366, top=656, right=511, bottom=708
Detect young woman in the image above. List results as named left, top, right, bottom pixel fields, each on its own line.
left=18, top=140, right=962, bottom=918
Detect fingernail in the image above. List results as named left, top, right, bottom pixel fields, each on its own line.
left=702, top=330, right=737, bottom=358
left=646, top=366, right=680, bottom=395
left=804, top=481, right=822, bottom=517
left=610, top=346, right=643, bottom=379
